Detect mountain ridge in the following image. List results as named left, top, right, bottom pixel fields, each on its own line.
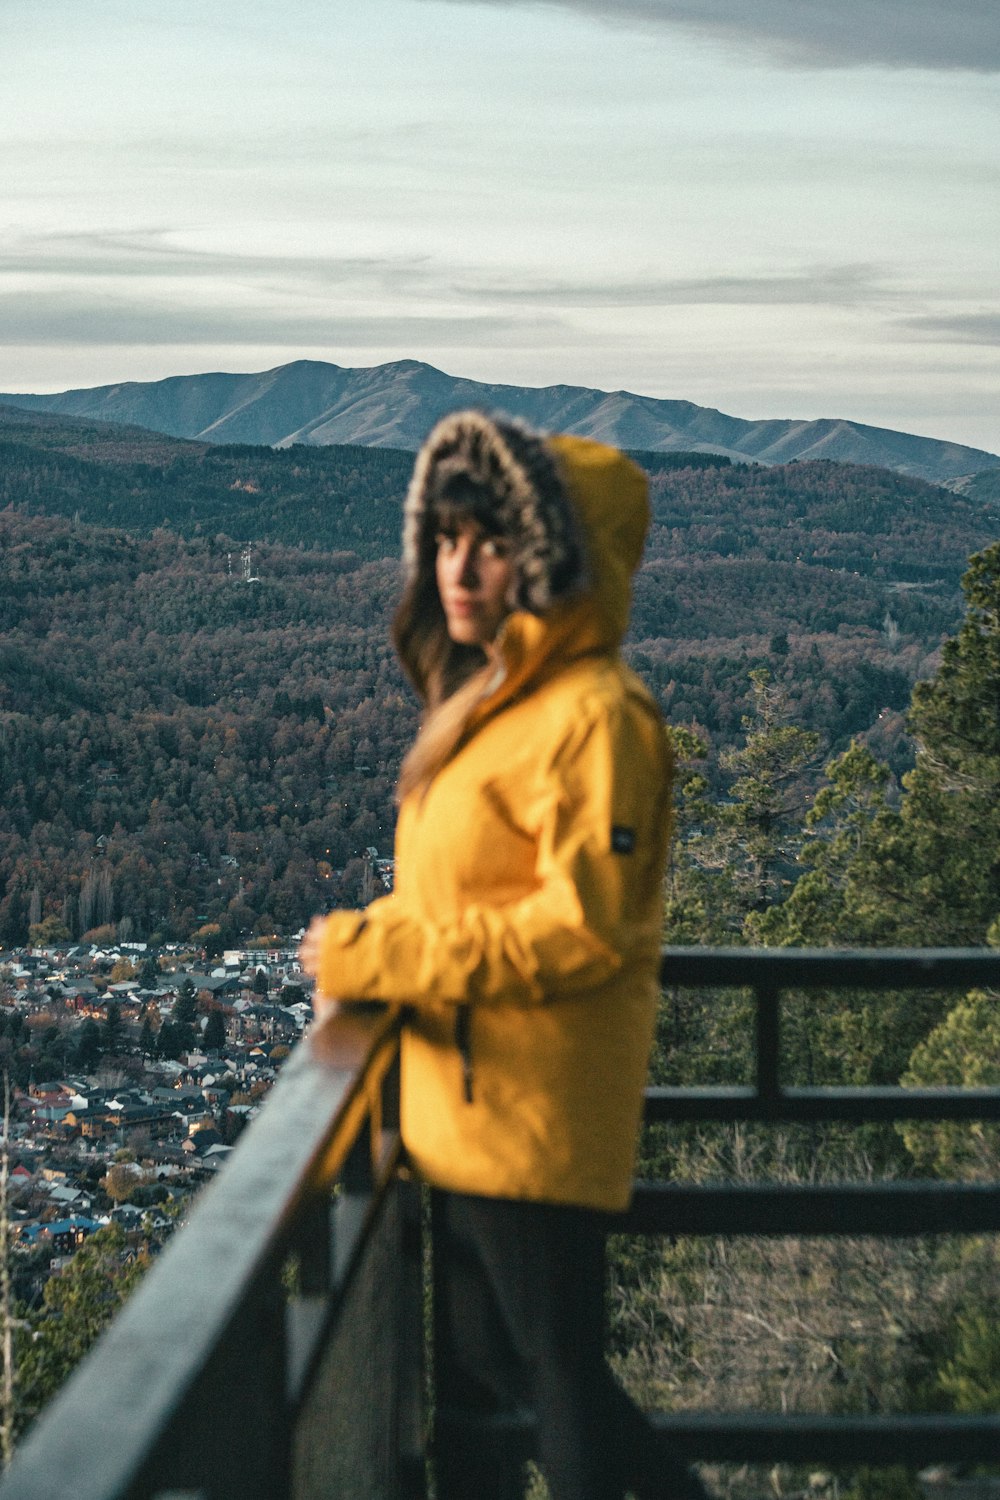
left=2, top=357, right=998, bottom=485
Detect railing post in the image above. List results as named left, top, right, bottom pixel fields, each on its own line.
left=290, top=1172, right=427, bottom=1500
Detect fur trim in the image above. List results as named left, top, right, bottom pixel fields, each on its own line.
left=403, top=410, right=585, bottom=612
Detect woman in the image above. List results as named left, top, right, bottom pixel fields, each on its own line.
left=300, top=411, right=704, bottom=1500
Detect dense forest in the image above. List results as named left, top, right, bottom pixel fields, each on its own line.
left=1, top=406, right=999, bottom=948
left=0, top=515, right=407, bottom=944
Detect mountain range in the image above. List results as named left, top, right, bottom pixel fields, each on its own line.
left=3, top=358, right=997, bottom=486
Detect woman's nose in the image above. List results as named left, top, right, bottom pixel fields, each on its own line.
left=455, top=541, right=479, bottom=587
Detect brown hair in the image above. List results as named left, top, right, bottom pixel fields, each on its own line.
left=393, top=412, right=585, bottom=801
left=392, top=484, right=511, bottom=800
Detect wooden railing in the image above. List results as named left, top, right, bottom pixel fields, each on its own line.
left=3, top=949, right=1000, bottom=1497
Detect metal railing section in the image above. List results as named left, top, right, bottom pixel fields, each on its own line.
left=0, top=1004, right=421, bottom=1500
left=437, top=948, right=1000, bottom=1482
left=625, top=945, right=1000, bottom=1468
left=5, top=947, right=1000, bottom=1493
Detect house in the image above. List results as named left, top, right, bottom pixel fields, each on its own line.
left=182, top=1135, right=217, bottom=1160
left=28, top=1082, right=71, bottom=1101
left=47, top=1184, right=88, bottom=1210
left=233, top=1005, right=298, bottom=1044
left=64, top=981, right=102, bottom=1010
left=19, top=1215, right=102, bottom=1254
left=110, top=1204, right=145, bottom=1228
left=199, top=1144, right=233, bottom=1169
left=79, top=1103, right=178, bottom=1143
left=49, top=1216, right=103, bottom=1253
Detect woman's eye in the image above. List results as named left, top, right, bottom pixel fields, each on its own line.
left=480, top=539, right=507, bottom=559
left=435, top=533, right=457, bottom=552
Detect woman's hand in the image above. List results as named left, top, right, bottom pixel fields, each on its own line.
left=298, top=915, right=326, bottom=978
left=299, top=916, right=341, bottom=1019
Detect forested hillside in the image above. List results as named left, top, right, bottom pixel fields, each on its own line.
left=0, top=407, right=413, bottom=558
left=3, top=405, right=997, bottom=572
left=1, top=407, right=998, bottom=949
left=0, top=514, right=409, bottom=944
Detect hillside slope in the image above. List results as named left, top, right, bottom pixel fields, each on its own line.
left=3, top=404, right=996, bottom=580
left=4, top=406, right=999, bottom=945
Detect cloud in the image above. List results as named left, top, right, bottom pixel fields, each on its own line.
left=10, top=233, right=896, bottom=317
left=897, top=313, right=1000, bottom=345
left=429, top=0, right=1000, bottom=71
left=454, top=263, right=896, bottom=308
left=0, top=291, right=567, bottom=350
left=2, top=230, right=436, bottom=294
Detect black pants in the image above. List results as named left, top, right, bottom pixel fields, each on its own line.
left=431, top=1191, right=703, bottom=1500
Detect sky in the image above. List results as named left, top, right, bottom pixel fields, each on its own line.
left=3, top=0, right=999, bottom=453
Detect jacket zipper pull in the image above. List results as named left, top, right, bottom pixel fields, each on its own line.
left=454, top=1008, right=474, bottom=1103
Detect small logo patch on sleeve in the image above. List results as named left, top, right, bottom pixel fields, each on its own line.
left=611, top=825, right=636, bottom=855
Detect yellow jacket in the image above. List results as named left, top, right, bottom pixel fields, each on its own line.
left=314, top=433, right=672, bottom=1211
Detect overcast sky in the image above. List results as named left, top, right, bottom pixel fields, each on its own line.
left=4, top=0, right=999, bottom=453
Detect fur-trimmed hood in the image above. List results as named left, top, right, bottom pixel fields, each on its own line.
left=393, top=413, right=651, bottom=801
left=402, top=409, right=585, bottom=614
left=403, top=410, right=649, bottom=657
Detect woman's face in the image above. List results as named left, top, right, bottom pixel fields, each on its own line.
left=435, top=521, right=514, bottom=647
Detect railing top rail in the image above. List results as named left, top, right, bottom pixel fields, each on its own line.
left=645, top=1083, right=1000, bottom=1123
left=1, top=1006, right=402, bottom=1500
left=661, top=945, right=1000, bottom=989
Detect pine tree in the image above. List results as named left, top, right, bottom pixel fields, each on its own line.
left=750, top=739, right=893, bottom=948
left=101, top=1003, right=124, bottom=1057
left=883, top=542, right=1000, bottom=944
left=155, top=1021, right=183, bottom=1061
left=138, top=1007, right=156, bottom=1059
left=203, top=1010, right=226, bottom=1053
left=659, top=683, right=818, bottom=1089
left=662, top=726, right=729, bottom=945
left=75, top=1020, right=102, bottom=1072
left=672, top=671, right=819, bottom=941
left=171, top=980, right=198, bottom=1051
left=900, top=990, right=1000, bottom=1178
left=138, top=956, right=160, bottom=989
left=765, top=543, right=1000, bottom=949
left=797, top=542, right=1000, bottom=949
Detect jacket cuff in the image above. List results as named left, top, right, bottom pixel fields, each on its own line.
left=316, top=909, right=371, bottom=1000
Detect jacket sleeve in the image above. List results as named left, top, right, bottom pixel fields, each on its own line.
left=314, top=699, right=673, bottom=1009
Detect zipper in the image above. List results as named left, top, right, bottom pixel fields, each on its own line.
left=454, top=1008, right=474, bottom=1103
